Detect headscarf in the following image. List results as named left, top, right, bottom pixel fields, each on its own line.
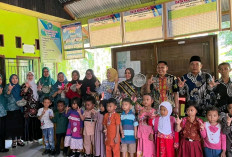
left=9, top=74, right=22, bottom=101
left=81, top=69, right=97, bottom=98
left=125, top=68, right=135, bottom=82
left=52, top=72, right=68, bottom=92
left=70, top=70, right=80, bottom=84
left=107, top=68, right=118, bottom=82
left=99, top=100, right=108, bottom=115
left=158, top=101, right=173, bottom=135
left=26, top=71, right=38, bottom=101
left=38, top=67, right=55, bottom=86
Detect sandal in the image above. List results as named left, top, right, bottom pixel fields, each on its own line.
left=17, top=140, right=25, bottom=146
left=12, top=141, right=17, bottom=148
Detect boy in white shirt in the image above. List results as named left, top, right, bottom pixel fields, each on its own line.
left=37, top=97, right=55, bottom=156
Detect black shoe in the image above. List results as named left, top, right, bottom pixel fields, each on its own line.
left=12, top=141, right=17, bottom=148
left=17, top=140, right=25, bottom=147
left=42, top=149, right=50, bottom=155
left=50, top=149, right=56, bottom=156
left=0, top=148, right=9, bottom=152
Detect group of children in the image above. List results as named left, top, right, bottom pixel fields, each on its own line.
left=37, top=92, right=232, bottom=157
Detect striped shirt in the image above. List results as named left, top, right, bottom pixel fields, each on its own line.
left=121, top=110, right=138, bottom=144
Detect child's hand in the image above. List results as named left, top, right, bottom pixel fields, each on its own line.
left=103, top=129, right=107, bottom=135
left=176, top=115, right=182, bottom=125
left=42, top=109, right=46, bottom=115
left=65, top=106, right=70, bottom=112
left=77, top=107, right=81, bottom=114
left=114, top=136, right=118, bottom=144
left=121, top=131, right=125, bottom=138
left=221, top=150, right=226, bottom=157
left=134, top=133, right=137, bottom=139
left=227, top=113, right=232, bottom=126
left=199, top=121, right=204, bottom=130
left=149, top=133, right=154, bottom=141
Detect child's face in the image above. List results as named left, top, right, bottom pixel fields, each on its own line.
left=142, top=95, right=153, bottom=107
left=99, top=104, right=105, bottom=112
left=85, top=101, right=94, bottom=111
left=218, top=64, right=231, bottom=77
left=58, top=74, right=65, bottom=82
left=43, top=99, right=52, bottom=108
left=122, top=102, right=131, bottom=112
left=107, top=103, right=117, bottom=113
left=228, top=104, right=232, bottom=115
left=72, top=103, right=79, bottom=110
left=186, top=106, right=197, bottom=117
left=57, top=103, right=65, bottom=112
left=160, top=106, right=168, bottom=117
left=207, top=110, right=219, bottom=124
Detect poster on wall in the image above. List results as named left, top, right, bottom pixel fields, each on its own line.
left=82, top=24, right=90, bottom=48
left=88, top=13, right=122, bottom=47
left=123, top=5, right=163, bottom=43
left=62, top=22, right=85, bottom=59
left=166, top=0, right=219, bottom=37
left=38, top=19, right=62, bottom=62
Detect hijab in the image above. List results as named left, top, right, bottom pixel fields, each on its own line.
left=26, top=71, right=39, bottom=101
left=81, top=69, right=97, bottom=97
left=107, top=68, right=118, bottom=82
left=9, top=74, right=22, bottom=101
left=70, top=70, right=80, bottom=84
left=158, top=101, right=173, bottom=135
left=52, top=72, right=68, bottom=92
left=125, top=68, right=135, bottom=82
left=99, top=100, right=108, bottom=115
left=38, top=67, right=55, bottom=86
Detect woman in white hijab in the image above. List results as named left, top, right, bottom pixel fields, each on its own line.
left=21, top=71, right=42, bottom=142
left=152, top=101, right=179, bottom=157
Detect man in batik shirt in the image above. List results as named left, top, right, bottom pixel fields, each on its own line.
left=213, top=62, right=232, bottom=113
left=178, top=56, right=217, bottom=116
left=146, top=61, right=179, bottom=114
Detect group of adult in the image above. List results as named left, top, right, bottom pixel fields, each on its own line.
left=0, top=55, right=231, bottom=153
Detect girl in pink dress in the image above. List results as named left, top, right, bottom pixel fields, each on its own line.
left=64, top=97, right=84, bottom=157
left=137, top=94, right=156, bottom=157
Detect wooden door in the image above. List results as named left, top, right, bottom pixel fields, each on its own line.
left=156, top=35, right=218, bottom=78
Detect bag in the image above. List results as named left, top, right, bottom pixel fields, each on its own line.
left=16, top=99, right=27, bottom=107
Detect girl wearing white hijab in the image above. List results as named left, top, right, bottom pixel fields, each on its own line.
left=152, top=101, right=179, bottom=157
left=21, top=71, right=42, bottom=142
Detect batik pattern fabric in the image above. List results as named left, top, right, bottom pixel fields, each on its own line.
left=213, top=78, right=232, bottom=113
left=179, top=71, right=214, bottom=116
left=150, top=74, right=179, bottom=109
left=96, top=80, right=115, bottom=100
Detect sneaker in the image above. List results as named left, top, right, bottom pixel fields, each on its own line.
left=42, top=149, right=50, bottom=155
left=17, top=140, right=25, bottom=146
left=50, top=149, right=56, bottom=156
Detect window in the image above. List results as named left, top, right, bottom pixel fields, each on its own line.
left=35, top=39, right=40, bottom=50
left=0, top=35, right=4, bottom=47
left=15, top=37, right=22, bottom=48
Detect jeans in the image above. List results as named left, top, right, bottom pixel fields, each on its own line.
left=56, top=133, right=68, bottom=153
left=42, top=127, right=55, bottom=150
left=204, top=147, right=222, bottom=157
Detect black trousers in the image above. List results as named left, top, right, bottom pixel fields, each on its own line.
left=56, top=133, right=68, bottom=153
left=0, top=116, right=6, bottom=149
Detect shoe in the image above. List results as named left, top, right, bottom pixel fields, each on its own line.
left=42, top=149, right=50, bottom=155
left=0, top=148, right=9, bottom=152
left=12, top=141, right=17, bottom=148
left=17, top=140, right=25, bottom=146
left=50, top=149, right=56, bottom=156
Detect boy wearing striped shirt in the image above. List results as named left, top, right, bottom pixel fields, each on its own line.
left=120, top=98, right=138, bottom=157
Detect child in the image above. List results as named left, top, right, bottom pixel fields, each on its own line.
left=37, top=97, right=55, bottom=156
left=103, top=98, right=121, bottom=157
left=120, top=98, right=138, bottom=157
left=51, top=100, right=69, bottom=156
left=176, top=101, right=203, bottom=157
left=64, top=97, right=84, bottom=157
left=200, top=107, right=226, bottom=157
left=151, top=101, right=179, bottom=157
left=78, top=96, right=96, bottom=157
left=221, top=103, right=232, bottom=157
left=95, top=100, right=108, bottom=157
left=137, top=93, right=156, bottom=157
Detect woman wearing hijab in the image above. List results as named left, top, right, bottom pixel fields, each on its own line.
left=21, top=72, right=42, bottom=142
left=50, top=72, right=69, bottom=110
left=66, top=70, right=82, bottom=101
left=81, top=69, right=97, bottom=100
left=95, top=68, right=118, bottom=100
left=4, top=74, right=25, bottom=148
left=0, top=74, right=9, bottom=152
left=37, top=67, right=55, bottom=103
